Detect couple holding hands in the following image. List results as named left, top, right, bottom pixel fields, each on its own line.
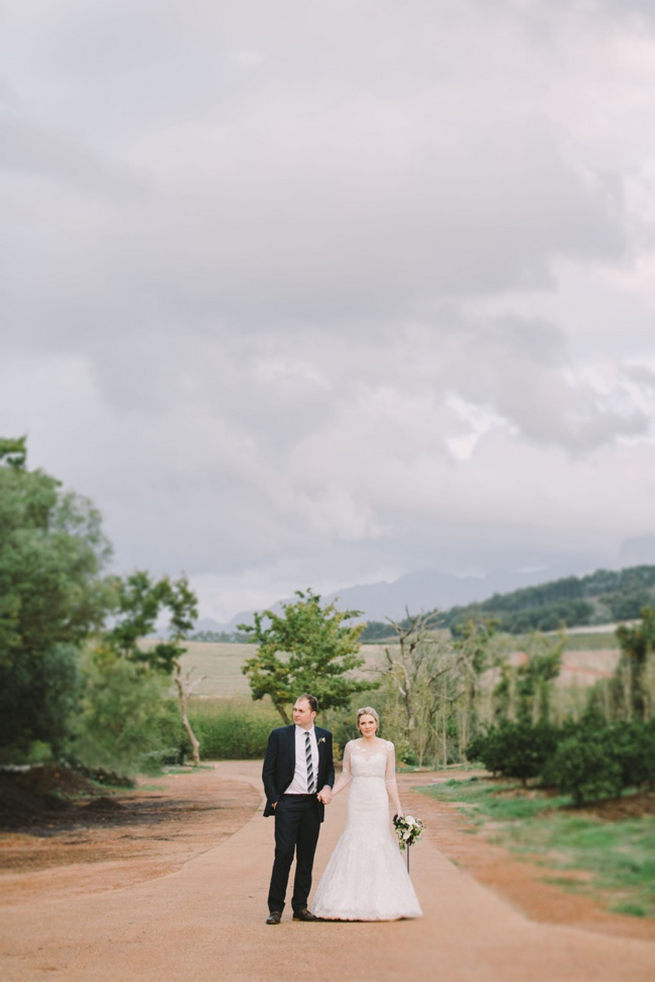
left=262, top=693, right=422, bottom=923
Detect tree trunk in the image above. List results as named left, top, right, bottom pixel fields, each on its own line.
left=180, top=702, right=201, bottom=767
left=172, top=660, right=204, bottom=766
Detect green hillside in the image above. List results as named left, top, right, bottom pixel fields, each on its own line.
left=361, top=565, right=655, bottom=640
left=438, top=565, right=655, bottom=635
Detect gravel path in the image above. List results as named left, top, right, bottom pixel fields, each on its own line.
left=1, top=761, right=653, bottom=982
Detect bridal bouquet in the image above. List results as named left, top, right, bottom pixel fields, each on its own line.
left=393, top=814, right=424, bottom=851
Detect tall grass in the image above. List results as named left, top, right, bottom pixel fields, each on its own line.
left=188, top=697, right=280, bottom=760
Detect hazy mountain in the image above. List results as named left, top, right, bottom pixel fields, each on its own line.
left=196, top=537, right=655, bottom=633
left=320, top=564, right=590, bottom=624
left=206, top=562, right=595, bottom=632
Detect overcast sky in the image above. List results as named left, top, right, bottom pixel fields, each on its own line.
left=3, top=0, right=655, bottom=622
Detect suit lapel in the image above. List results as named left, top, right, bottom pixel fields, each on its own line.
left=287, top=725, right=296, bottom=768
left=315, top=727, right=325, bottom=774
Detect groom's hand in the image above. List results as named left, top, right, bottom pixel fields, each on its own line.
left=317, top=786, right=333, bottom=805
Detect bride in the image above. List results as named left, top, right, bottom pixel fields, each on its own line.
left=311, top=706, right=423, bottom=921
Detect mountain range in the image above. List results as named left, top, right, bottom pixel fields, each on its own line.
left=193, top=535, right=655, bottom=633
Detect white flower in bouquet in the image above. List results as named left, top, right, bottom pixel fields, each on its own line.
left=392, top=813, right=425, bottom=850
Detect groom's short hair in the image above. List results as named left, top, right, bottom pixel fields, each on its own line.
left=298, top=693, right=319, bottom=713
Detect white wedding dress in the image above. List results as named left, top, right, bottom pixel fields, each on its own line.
left=312, top=739, right=423, bottom=920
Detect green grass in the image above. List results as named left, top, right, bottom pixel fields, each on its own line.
left=421, top=777, right=655, bottom=918
left=187, top=696, right=280, bottom=759
left=163, top=764, right=214, bottom=774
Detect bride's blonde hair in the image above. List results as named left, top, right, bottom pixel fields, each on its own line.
left=356, top=706, right=380, bottom=729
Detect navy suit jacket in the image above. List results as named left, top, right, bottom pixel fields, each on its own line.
left=262, top=724, right=335, bottom=821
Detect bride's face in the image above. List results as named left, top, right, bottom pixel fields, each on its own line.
left=358, top=714, right=378, bottom=737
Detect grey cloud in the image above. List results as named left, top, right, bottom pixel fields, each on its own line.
left=3, top=1, right=655, bottom=618
left=441, top=315, right=650, bottom=452
left=624, top=364, right=655, bottom=388
left=0, top=114, right=143, bottom=196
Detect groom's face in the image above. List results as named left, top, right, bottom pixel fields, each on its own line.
left=293, top=698, right=316, bottom=730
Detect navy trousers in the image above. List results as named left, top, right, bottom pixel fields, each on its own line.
left=267, top=794, right=321, bottom=913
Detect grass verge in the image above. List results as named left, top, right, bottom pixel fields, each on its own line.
left=420, top=777, right=655, bottom=918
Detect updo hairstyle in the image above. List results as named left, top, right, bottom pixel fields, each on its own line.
left=356, top=706, right=380, bottom=729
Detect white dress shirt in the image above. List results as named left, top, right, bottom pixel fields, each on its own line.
left=286, top=725, right=319, bottom=794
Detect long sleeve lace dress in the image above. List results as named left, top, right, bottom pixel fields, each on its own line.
left=311, top=738, right=422, bottom=920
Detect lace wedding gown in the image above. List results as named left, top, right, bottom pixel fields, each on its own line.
left=311, top=739, right=423, bottom=920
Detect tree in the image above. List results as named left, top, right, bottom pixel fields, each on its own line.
left=73, top=642, right=181, bottom=774
left=615, top=608, right=655, bottom=720
left=493, top=632, right=564, bottom=722
left=240, top=589, right=375, bottom=724
left=380, top=611, right=449, bottom=765
left=380, top=613, right=496, bottom=766
left=543, top=731, right=622, bottom=805
left=467, top=718, right=559, bottom=786
left=0, top=437, right=111, bottom=759
left=101, top=571, right=202, bottom=764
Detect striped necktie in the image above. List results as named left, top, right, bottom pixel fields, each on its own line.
left=305, top=731, right=315, bottom=793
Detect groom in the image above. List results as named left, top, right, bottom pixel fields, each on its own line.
left=262, top=693, right=334, bottom=924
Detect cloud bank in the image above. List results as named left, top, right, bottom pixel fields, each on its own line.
left=3, top=0, right=655, bottom=619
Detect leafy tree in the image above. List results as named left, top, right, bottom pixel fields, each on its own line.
left=240, top=589, right=375, bottom=724
left=0, top=437, right=111, bottom=759
left=101, top=571, right=202, bottom=764
left=542, top=731, right=622, bottom=805
left=607, top=590, right=654, bottom=622
left=610, top=719, right=655, bottom=789
left=73, top=643, right=182, bottom=774
left=467, top=718, right=559, bottom=786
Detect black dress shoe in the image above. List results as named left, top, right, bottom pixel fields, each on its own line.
left=266, top=911, right=282, bottom=925
left=293, top=907, right=318, bottom=921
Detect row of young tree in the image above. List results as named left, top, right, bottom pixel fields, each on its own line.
left=239, top=591, right=655, bottom=801
left=0, top=437, right=202, bottom=773
left=467, top=715, right=655, bottom=804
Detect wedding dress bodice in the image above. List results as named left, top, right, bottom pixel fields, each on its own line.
left=349, top=747, right=388, bottom=776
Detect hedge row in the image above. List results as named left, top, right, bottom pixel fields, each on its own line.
left=467, top=716, right=655, bottom=804
left=185, top=700, right=279, bottom=760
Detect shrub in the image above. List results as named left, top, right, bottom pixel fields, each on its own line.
left=607, top=718, right=655, bottom=790
left=542, top=733, right=623, bottom=805
left=466, top=718, right=559, bottom=786
left=188, top=699, right=278, bottom=760
left=72, top=649, right=182, bottom=775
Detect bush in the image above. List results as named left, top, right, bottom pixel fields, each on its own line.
left=608, top=718, right=655, bottom=790
left=542, top=733, right=623, bottom=805
left=188, top=699, right=279, bottom=760
left=466, top=728, right=505, bottom=775
left=72, top=649, right=182, bottom=775
left=466, top=718, right=559, bottom=786
left=0, top=643, right=82, bottom=763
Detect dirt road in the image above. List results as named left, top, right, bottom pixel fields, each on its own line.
left=1, top=761, right=653, bottom=982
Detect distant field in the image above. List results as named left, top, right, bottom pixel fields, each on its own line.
left=561, top=630, right=620, bottom=650
left=170, top=642, right=253, bottom=697
left=158, top=641, right=389, bottom=699
left=160, top=638, right=621, bottom=699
